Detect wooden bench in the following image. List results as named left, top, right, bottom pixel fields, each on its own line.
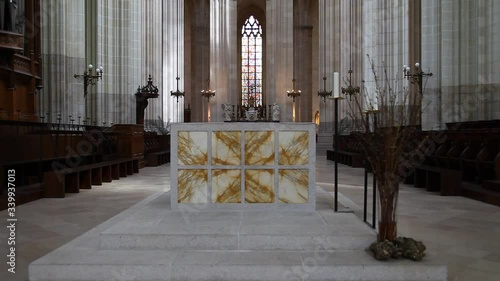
left=326, top=150, right=364, bottom=168
left=146, top=150, right=170, bottom=167
left=43, top=158, right=139, bottom=198
left=479, top=152, right=500, bottom=193
left=410, top=165, right=463, bottom=196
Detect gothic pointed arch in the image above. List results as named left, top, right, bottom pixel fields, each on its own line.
left=237, top=1, right=266, bottom=107
left=241, top=15, right=263, bottom=107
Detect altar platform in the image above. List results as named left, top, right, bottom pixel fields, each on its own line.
left=171, top=122, right=316, bottom=210
left=29, top=188, right=447, bottom=281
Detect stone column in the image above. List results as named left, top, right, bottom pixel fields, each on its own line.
left=361, top=0, right=409, bottom=126
left=266, top=0, right=293, bottom=122
left=96, top=0, right=142, bottom=125
left=341, top=0, right=365, bottom=126
left=293, top=0, right=313, bottom=122
left=209, top=0, right=236, bottom=122
left=409, top=0, right=422, bottom=126
left=319, top=0, right=341, bottom=133
left=158, top=0, right=185, bottom=124
left=190, top=0, right=210, bottom=122
left=227, top=0, right=237, bottom=107
left=142, top=0, right=165, bottom=123
left=422, top=0, right=500, bottom=128
left=41, top=0, right=85, bottom=124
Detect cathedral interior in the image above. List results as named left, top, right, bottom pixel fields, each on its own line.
left=0, top=1, right=499, bottom=281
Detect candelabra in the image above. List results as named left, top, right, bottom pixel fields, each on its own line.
left=201, top=79, right=216, bottom=122
left=287, top=78, right=301, bottom=122
left=341, top=70, right=360, bottom=100
left=317, top=76, right=332, bottom=102
left=403, top=62, right=433, bottom=95
left=171, top=77, right=185, bottom=103
left=171, top=77, right=185, bottom=123
left=287, top=78, right=301, bottom=102
left=201, top=79, right=216, bottom=101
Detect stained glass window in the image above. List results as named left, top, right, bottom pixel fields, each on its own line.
left=241, top=15, right=263, bottom=107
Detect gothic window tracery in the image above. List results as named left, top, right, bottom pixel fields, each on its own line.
left=241, top=15, right=262, bottom=107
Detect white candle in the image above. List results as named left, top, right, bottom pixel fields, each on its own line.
left=333, top=72, right=339, bottom=98
left=373, top=91, right=379, bottom=111
left=365, top=89, right=379, bottom=112
left=364, top=95, right=370, bottom=112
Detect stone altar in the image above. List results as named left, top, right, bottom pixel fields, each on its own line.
left=170, top=122, right=316, bottom=210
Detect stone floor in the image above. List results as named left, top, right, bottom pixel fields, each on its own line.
left=27, top=188, right=446, bottom=281
left=0, top=155, right=499, bottom=280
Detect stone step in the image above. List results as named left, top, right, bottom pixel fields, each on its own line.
left=99, top=210, right=376, bottom=251
left=29, top=191, right=447, bottom=281
left=99, top=225, right=375, bottom=251
left=29, top=249, right=447, bottom=281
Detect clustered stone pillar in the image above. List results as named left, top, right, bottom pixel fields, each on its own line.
left=294, top=0, right=313, bottom=122
left=190, top=0, right=210, bottom=122
left=409, top=0, right=422, bottom=126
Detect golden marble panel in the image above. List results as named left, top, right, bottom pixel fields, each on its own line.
left=278, top=169, right=308, bottom=203
left=178, top=170, right=208, bottom=203
left=178, top=131, right=208, bottom=166
left=212, top=170, right=241, bottom=203
left=245, top=131, right=274, bottom=165
left=245, top=169, right=274, bottom=203
left=279, top=131, right=309, bottom=165
left=212, top=131, right=241, bottom=165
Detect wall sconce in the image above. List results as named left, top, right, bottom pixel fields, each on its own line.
left=74, top=64, right=104, bottom=98
left=403, top=62, right=433, bottom=95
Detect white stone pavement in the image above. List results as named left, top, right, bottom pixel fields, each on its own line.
left=28, top=186, right=446, bottom=281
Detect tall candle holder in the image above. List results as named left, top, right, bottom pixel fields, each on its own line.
left=201, top=78, right=216, bottom=122
left=287, top=78, right=301, bottom=122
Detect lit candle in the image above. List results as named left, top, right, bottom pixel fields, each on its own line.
left=208, top=102, right=211, bottom=122
left=333, top=72, right=339, bottom=98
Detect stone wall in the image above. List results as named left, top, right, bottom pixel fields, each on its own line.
left=96, top=0, right=142, bottom=125
left=39, top=1, right=500, bottom=128
left=422, top=0, right=500, bottom=130
left=41, top=0, right=144, bottom=125
left=41, top=0, right=85, bottom=124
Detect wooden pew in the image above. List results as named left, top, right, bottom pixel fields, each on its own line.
left=404, top=123, right=500, bottom=206
left=43, top=158, right=139, bottom=198
left=146, top=150, right=170, bottom=167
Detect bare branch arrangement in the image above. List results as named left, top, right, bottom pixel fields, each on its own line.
left=348, top=55, right=422, bottom=242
